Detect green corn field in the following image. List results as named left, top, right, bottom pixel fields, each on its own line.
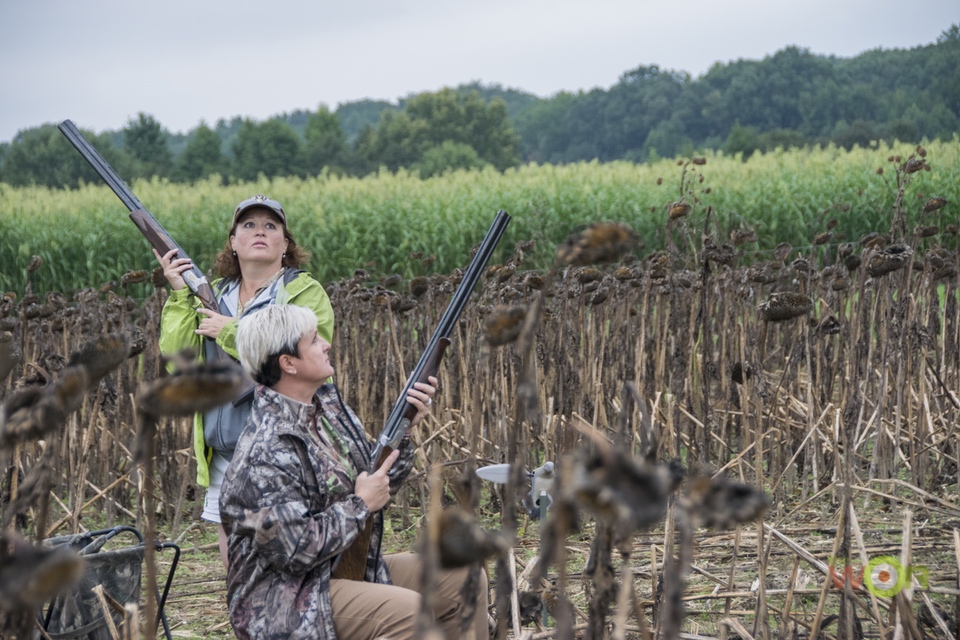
left=1, top=138, right=957, bottom=297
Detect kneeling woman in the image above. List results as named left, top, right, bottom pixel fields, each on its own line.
left=221, top=304, right=488, bottom=640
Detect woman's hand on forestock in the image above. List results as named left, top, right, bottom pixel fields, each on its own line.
left=406, top=375, right=438, bottom=429
left=195, top=308, right=232, bottom=340
left=153, top=248, right=192, bottom=291
left=354, top=449, right=400, bottom=512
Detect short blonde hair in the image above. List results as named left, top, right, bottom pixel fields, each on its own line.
left=236, top=305, right=318, bottom=387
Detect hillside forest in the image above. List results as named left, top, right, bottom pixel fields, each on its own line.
left=0, top=24, right=957, bottom=188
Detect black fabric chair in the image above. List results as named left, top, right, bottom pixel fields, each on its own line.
left=37, top=526, right=179, bottom=640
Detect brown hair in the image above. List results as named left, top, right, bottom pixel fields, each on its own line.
left=213, top=224, right=311, bottom=280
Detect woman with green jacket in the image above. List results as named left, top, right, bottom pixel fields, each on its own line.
left=156, top=195, right=334, bottom=566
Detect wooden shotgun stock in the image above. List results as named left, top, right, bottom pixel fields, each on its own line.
left=332, top=209, right=511, bottom=581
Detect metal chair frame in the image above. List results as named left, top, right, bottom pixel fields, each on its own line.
left=38, top=525, right=180, bottom=640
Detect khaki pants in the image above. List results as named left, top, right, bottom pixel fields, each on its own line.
left=330, top=553, right=489, bottom=640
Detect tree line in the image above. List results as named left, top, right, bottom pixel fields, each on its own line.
left=1, top=24, right=957, bottom=189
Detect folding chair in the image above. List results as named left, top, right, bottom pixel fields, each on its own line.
left=37, top=526, right=180, bottom=639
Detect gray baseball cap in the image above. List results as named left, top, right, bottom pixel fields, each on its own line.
left=233, top=195, right=286, bottom=225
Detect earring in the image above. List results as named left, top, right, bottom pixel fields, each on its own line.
left=232, top=251, right=237, bottom=257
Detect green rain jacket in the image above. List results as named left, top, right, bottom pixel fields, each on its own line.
left=158, top=271, right=335, bottom=486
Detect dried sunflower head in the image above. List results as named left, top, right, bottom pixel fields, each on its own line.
left=434, top=507, right=511, bottom=569
left=67, top=333, right=130, bottom=388
left=576, top=267, right=603, bottom=284
left=729, top=228, right=757, bottom=246
left=120, top=270, right=149, bottom=286
left=408, top=276, right=430, bottom=298
left=137, top=360, right=247, bottom=418
left=566, top=447, right=673, bottom=533
left=483, top=305, right=527, bottom=347
left=923, top=196, right=947, bottom=213
left=381, top=273, right=403, bottom=289
left=668, top=201, right=692, bottom=221
left=703, top=241, right=737, bottom=266
left=816, top=315, right=842, bottom=336
left=758, top=292, right=813, bottom=322
left=0, top=531, right=84, bottom=611
left=390, top=297, right=417, bottom=314
left=556, top=222, right=636, bottom=266
left=730, top=361, right=752, bottom=385
left=774, top=242, right=793, bottom=263
left=746, top=264, right=778, bottom=285
left=684, top=474, right=770, bottom=529
left=523, top=271, right=546, bottom=290
left=0, top=367, right=89, bottom=448
left=904, top=157, right=926, bottom=174
left=866, top=244, right=913, bottom=278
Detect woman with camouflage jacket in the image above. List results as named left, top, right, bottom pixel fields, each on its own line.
left=220, top=304, right=488, bottom=640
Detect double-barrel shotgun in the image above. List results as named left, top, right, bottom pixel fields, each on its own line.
left=333, top=209, right=511, bottom=581
left=58, top=119, right=219, bottom=311
left=58, top=120, right=251, bottom=400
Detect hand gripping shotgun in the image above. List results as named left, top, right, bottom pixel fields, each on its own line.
left=58, top=119, right=252, bottom=401
left=333, top=209, right=511, bottom=581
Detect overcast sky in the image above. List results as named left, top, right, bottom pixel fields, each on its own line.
left=1, top=0, right=956, bottom=143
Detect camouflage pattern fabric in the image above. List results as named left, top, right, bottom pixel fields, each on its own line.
left=37, top=531, right=144, bottom=639
left=220, top=383, right=414, bottom=640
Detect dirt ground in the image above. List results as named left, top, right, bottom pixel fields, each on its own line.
left=150, top=485, right=960, bottom=640
left=155, top=522, right=233, bottom=638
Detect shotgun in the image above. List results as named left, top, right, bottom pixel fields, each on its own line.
left=58, top=119, right=219, bottom=311
left=333, top=209, right=511, bottom=581
left=58, top=120, right=254, bottom=403
left=58, top=120, right=223, bottom=313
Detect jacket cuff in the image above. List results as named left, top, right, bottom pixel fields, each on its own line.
left=216, top=318, right=240, bottom=357
left=346, top=494, right=370, bottom=524
left=166, top=287, right=194, bottom=304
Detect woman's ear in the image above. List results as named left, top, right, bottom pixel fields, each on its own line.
left=279, top=354, right=297, bottom=376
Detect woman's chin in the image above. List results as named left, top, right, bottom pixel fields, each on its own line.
left=239, top=254, right=283, bottom=268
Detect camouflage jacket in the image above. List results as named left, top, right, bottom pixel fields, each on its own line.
left=219, top=383, right=414, bottom=640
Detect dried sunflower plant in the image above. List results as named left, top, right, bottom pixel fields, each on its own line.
left=0, top=143, right=956, bottom=638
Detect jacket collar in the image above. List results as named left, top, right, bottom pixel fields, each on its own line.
left=254, top=385, right=318, bottom=442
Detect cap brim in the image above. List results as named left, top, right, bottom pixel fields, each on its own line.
left=234, top=205, right=286, bottom=226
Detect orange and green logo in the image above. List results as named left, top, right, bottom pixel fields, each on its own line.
left=828, top=556, right=928, bottom=597
left=863, top=556, right=928, bottom=597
